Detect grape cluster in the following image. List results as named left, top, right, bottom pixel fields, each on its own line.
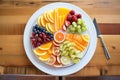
left=30, top=24, right=54, bottom=48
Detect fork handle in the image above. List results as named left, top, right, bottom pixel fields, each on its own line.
left=98, top=35, right=111, bottom=60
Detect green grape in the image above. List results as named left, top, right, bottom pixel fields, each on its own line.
left=77, top=28, right=82, bottom=34
left=67, top=29, right=71, bottom=33
left=72, top=22, right=77, bottom=27
left=77, top=19, right=82, bottom=25
left=81, top=26, right=87, bottom=32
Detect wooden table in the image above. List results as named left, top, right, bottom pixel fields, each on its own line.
left=0, top=0, right=120, bottom=80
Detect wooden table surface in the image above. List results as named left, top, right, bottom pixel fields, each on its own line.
left=0, top=0, right=120, bottom=80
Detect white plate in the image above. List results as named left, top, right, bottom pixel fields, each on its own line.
left=23, top=2, right=97, bottom=76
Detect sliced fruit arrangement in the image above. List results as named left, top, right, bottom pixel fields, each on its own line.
left=38, top=8, right=70, bottom=33
left=66, top=34, right=89, bottom=52
left=30, top=24, right=53, bottom=48
left=30, top=8, right=90, bottom=67
left=60, top=41, right=83, bottom=64
left=67, top=19, right=87, bottom=34
left=33, top=41, right=53, bottom=62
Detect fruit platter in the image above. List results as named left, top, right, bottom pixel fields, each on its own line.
left=24, top=2, right=97, bottom=75
left=30, top=7, right=90, bottom=67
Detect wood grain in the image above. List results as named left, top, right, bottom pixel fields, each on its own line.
left=0, top=0, right=120, bottom=23
left=0, top=0, right=120, bottom=76
left=0, top=75, right=58, bottom=80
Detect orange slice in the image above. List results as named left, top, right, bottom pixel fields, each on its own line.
left=46, top=23, right=51, bottom=32
left=33, top=48, right=47, bottom=56
left=46, top=11, right=54, bottom=23
left=38, top=53, right=52, bottom=62
left=43, top=12, right=49, bottom=22
left=48, top=23, right=55, bottom=33
left=54, top=31, right=65, bottom=43
left=37, top=16, right=42, bottom=26
left=40, top=16, right=47, bottom=27
left=38, top=41, right=53, bottom=50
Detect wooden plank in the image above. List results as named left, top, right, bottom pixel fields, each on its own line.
left=0, top=7, right=119, bottom=16
left=2, top=66, right=46, bottom=75
left=0, top=74, right=57, bottom=80
left=101, top=66, right=120, bottom=76
left=64, top=76, right=120, bottom=80
left=0, top=0, right=120, bottom=23
left=71, top=66, right=100, bottom=76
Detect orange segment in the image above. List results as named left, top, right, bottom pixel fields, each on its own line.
left=38, top=41, right=53, bottom=50
left=38, top=53, right=52, bottom=62
left=33, top=48, right=47, bottom=56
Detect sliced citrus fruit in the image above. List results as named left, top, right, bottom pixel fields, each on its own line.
left=46, top=55, right=56, bottom=65
left=38, top=41, right=53, bottom=50
left=46, top=10, right=54, bottom=23
left=33, top=48, right=47, bottom=56
left=49, top=10, right=54, bottom=22
left=43, top=12, right=49, bottom=22
left=48, top=45, right=53, bottom=53
left=48, top=23, right=55, bottom=33
left=40, top=16, right=47, bottom=27
left=37, top=16, right=42, bottom=26
left=54, top=31, right=65, bottom=43
left=46, top=23, right=51, bottom=32
left=38, top=53, right=52, bottom=62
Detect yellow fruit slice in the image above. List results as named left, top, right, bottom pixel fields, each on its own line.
left=33, top=48, right=47, bottom=56
left=54, top=9, right=59, bottom=31
left=46, top=23, right=51, bottom=32
left=38, top=41, right=53, bottom=50
left=38, top=53, right=52, bottom=62
left=59, top=15, right=65, bottom=30
left=46, top=11, right=54, bottom=23
left=48, top=23, right=55, bottom=33
left=37, top=16, right=42, bottom=26
left=57, top=8, right=70, bottom=16
left=43, top=12, right=49, bottom=22
left=49, top=10, right=54, bottom=22
left=40, top=16, right=47, bottom=27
